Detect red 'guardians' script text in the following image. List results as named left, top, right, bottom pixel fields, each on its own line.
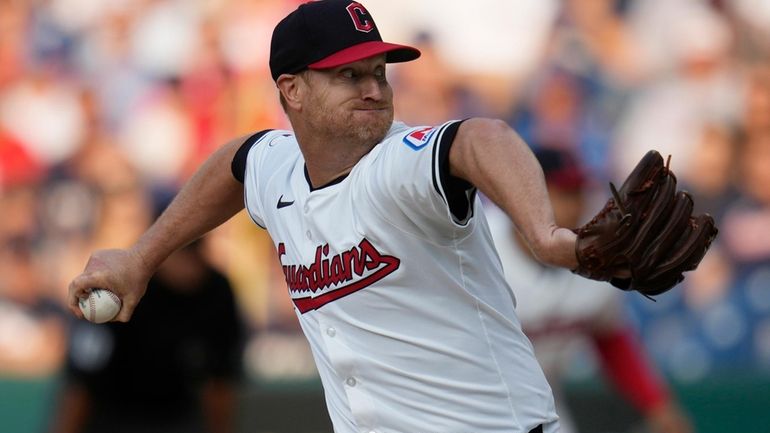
left=277, top=239, right=400, bottom=313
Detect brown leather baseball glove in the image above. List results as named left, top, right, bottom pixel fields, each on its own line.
left=572, top=150, right=718, bottom=298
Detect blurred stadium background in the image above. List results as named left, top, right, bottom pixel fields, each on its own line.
left=1, top=0, right=769, bottom=432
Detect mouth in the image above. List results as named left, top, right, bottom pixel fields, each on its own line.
left=353, top=104, right=390, bottom=111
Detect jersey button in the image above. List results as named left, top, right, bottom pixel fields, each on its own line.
left=326, top=327, right=336, bottom=337
left=305, top=230, right=312, bottom=240
left=303, top=204, right=310, bottom=213
left=346, top=377, right=357, bottom=387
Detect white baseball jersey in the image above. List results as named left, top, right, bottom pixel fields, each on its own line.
left=236, top=120, right=558, bottom=433
left=484, top=206, right=628, bottom=433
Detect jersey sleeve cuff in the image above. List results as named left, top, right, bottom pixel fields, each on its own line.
left=231, top=130, right=273, bottom=183
left=432, top=119, right=476, bottom=225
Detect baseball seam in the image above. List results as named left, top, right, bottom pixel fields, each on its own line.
left=89, top=295, right=96, bottom=322
left=107, top=291, right=121, bottom=320
left=106, top=291, right=121, bottom=306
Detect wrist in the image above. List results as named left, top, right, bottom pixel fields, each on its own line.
left=127, top=241, right=163, bottom=280
left=532, top=226, right=578, bottom=269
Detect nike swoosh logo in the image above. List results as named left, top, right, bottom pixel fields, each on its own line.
left=277, top=195, right=295, bottom=209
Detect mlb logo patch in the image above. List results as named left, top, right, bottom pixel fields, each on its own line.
left=402, top=127, right=436, bottom=150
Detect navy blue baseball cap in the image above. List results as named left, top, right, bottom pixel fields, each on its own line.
left=269, top=0, right=421, bottom=81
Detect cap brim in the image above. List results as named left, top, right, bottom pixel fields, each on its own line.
left=308, top=41, right=420, bottom=70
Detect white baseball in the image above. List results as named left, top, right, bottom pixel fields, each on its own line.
left=79, top=289, right=122, bottom=323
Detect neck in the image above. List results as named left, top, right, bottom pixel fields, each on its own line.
left=293, top=124, right=382, bottom=189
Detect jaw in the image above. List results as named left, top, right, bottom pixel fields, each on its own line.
left=349, top=108, right=393, bottom=144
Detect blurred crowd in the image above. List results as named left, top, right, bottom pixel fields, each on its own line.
left=0, top=0, right=769, bottom=429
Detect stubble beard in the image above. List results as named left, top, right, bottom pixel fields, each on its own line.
left=307, top=99, right=394, bottom=150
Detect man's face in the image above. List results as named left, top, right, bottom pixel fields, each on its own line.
left=300, top=55, right=394, bottom=147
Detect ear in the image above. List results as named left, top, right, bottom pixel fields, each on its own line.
left=276, top=74, right=304, bottom=111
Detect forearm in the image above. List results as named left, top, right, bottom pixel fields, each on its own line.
left=449, top=118, right=578, bottom=269
left=68, top=136, right=250, bottom=321
left=131, top=136, right=247, bottom=271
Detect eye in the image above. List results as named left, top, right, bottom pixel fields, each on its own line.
left=340, top=69, right=356, bottom=79
left=373, top=66, right=387, bottom=83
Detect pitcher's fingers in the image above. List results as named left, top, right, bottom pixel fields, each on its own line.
left=67, top=281, right=87, bottom=319
left=114, top=296, right=137, bottom=323
left=68, top=274, right=94, bottom=299
left=68, top=299, right=84, bottom=319
left=67, top=274, right=101, bottom=317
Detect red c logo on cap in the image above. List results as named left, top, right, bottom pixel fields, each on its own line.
left=346, top=2, right=374, bottom=33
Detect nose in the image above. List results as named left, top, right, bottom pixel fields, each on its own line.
left=359, top=76, right=384, bottom=101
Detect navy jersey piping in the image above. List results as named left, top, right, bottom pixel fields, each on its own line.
left=304, top=165, right=349, bottom=192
